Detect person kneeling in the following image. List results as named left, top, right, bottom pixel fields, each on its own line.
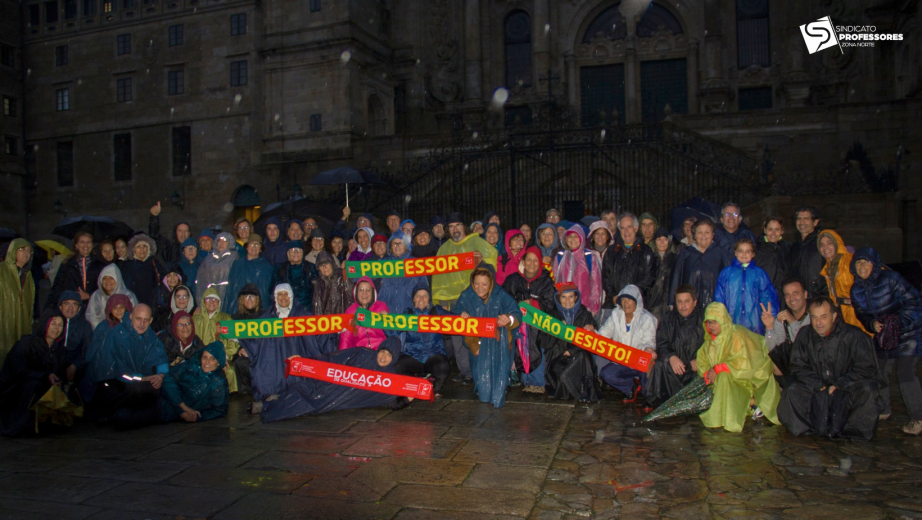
left=541, top=283, right=601, bottom=403
left=160, top=342, right=229, bottom=423
left=393, top=284, right=450, bottom=397
left=777, top=297, right=882, bottom=440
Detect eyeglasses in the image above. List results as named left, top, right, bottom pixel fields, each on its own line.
left=175, top=294, right=190, bottom=300
left=304, top=223, right=317, bottom=228
left=723, top=212, right=740, bottom=218
left=176, top=322, right=192, bottom=328
left=204, top=298, right=219, bottom=303
left=243, top=295, right=258, bottom=300
left=237, top=225, right=251, bottom=231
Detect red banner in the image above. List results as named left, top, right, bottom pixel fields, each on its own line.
left=285, top=357, right=434, bottom=401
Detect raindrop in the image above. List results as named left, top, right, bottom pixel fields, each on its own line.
left=416, top=59, right=421, bottom=65
left=544, top=23, right=550, bottom=34
left=382, top=73, right=387, bottom=79
left=234, top=93, right=242, bottom=105
left=222, top=202, right=234, bottom=213
left=600, top=129, right=606, bottom=140
left=149, top=39, right=152, bottom=46
left=627, top=139, right=631, bottom=144
left=226, top=107, right=231, bottom=113
left=464, top=163, right=469, bottom=170
left=839, top=458, right=853, bottom=472
left=341, top=50, right=351, bottom=63
left=26, top=68, right=31, bottom=75
left=77, top=79, right=83, bottom=85
left=146, top=68, right=150, bottom=74
left=170, top=107, right=175, bottom=115
left=227, top=137, right=234, bottom=143
left=491, top=87, right=509, bottom=106
left=472, top=132, right=479, bottom=139
left=387, top=160, right=391, bottom=165
left=593, top=430, right=605, bottom=442
left=274, top=114, right=280, bottom=121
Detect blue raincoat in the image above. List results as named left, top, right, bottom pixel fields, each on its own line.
left=87, top=319, right=169, bottom=388
left=260, top=337, right=402, bottom=422
left=160, top=341, right=230, bottom=422
left=221, top=255, right=275, bottom=315
left=238, top=299, right=337, bottom=400
left=378, top=232, right=428, bottom=317
left=714, top=258, right=779, bottom=334
left=178, top=238, right=200, bottom=300
left=454, top=266, right=521, bottom=408
left=402, top=283, right=447, bottom=363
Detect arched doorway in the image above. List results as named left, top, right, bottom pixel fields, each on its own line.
left=232, top=184, right=261, bottom=224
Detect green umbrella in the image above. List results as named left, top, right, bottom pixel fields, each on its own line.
left=644, top=376, right=713, bottom=422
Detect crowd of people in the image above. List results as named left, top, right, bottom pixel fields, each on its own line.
left=1, top=200, right=920, bottom=442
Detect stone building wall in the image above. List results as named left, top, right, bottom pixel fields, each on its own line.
left=0, top=0, right=28, bottom=236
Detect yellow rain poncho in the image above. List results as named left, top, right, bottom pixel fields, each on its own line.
left=818, top=230, right=870, bottom=335
left=0, top=239, right=36, bottom=367
left=32, top=385, right=84, bottom=432
left=696, top=302, right=780, bottom=432
left=193, top=287, right=239, bottom=392
left=431, top=234, right=498, bottom=305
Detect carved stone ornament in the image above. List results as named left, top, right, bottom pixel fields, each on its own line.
left=426, top=38, right=461, bottom=104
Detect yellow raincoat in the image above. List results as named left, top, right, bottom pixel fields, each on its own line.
left=818, top=230, right=870, bottom=335
left=696, top=302, right=780, bottom=432
left=193, top=287, right=239, bottom=392
left=431, top=233, right=498, bottom=305
left=0, top=239, right=36, bottom=367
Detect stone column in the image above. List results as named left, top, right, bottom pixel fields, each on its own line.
left=532, top=0, right=550, bottom=91
left=688, top=40, right=699, bottom=114
left=464, top=0, right=482, bottom=104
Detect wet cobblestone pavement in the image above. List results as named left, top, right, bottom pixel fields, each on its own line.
left=2, top=378, right=922, bottom=519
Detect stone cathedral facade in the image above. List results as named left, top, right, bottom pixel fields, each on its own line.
left=1, top=0, right=920, bottom=257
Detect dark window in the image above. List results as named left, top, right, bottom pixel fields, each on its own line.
left=737, top=0, right=770, bottom=68
left=29, top=4, right=41, bottom=26
left=230, top=13, right=246, bottom=35
left=142, top=0, right=155, bottom=5
left=580, top=64, right=626, bottom=127
left=168, top=24, right=183, bottom=46
left=309, top=114, right=322, bottom=132
left=309, top=0, right=320, bottom=12
left=394, top=82, right=406, bottom=133
left=582, top=3, right=626, bottom=43
left=45, top=1, right=58, bottom=23
left=64, top=0, right=77, bottom=19
left=504, top=106, right=533, bottom=127
left=3, top=97, right=16, bottom=117
left=4, top=137, right=17, bottom=156
left=0, top=44, right=12, bottom=67
left=738, top=86, right=772, bottom=111
left=56, top=88, right=70, bottom=111
left=636, top=4, right=683, bottom=37
left=640, top=58, right=688, bottom=122
left=168, top=69, right=184, bottom=95
left=116, top=78, right=132, bottom=102
left=230, top=60, right=247, bottom=86
left=504, top=10, right=532, bottom=87
left=172, top=126, right=191, bottom=176
left=113, top=133, right=131, bottom=181
left=82, top=0, right=96, bottom=16
left=117, top=33, right=130, bottom=55
left=122, top=0, right=134, bottom=8
left=55, top=45, right=68, bottom=66
left=57, top=141, right=74, bottom=187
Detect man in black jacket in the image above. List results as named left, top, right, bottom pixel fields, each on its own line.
left=777, top=297, right=882, bottom=440
left=149, top=201, right=191, bottom=265
left=644, top=285, right=705, bottom=407
left=788, top=206, right=827, bottom=299
left=602, top=213, right=654, bottom=310
left=58, top=291, right=94, bottom=387
left=46, top=232, right=106, bottom=315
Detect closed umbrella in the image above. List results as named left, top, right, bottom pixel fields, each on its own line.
left=52, top=216, right=133, bottom=241
left=643, top=376, right=713, bottom=422
left=308, top=166, right=385, bottom=207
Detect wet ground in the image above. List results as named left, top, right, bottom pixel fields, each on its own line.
left=2, top=377, right=922, bottom=520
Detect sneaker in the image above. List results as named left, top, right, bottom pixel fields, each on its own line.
left=751, top=406, right=764, bottom=420
left=902, top=420, right=922, bottom=435
left=461, top=376, right=474, bottom=386
left=452, top=374, right=466, bottom=383
left=879, top=413, right=892, bottom=421
left=249, top=401, right=263, bottom=414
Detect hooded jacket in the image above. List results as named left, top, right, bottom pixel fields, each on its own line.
left=263, top=217, right=290, bottom=266
left=598, top=285, right=658, bottom=370
left=158, top=310, right=204, bottom=366
left=715, top=258, right=779, bottom=335
left=80, top=295, right=133, bottom=400
left=222, top=249, right=275, bottom=315
left=411, top=226, right=440, bottom=258
left=647, top=227, right=677, bottom=321
left=274, top=242, right=317, bottom=311
left=57, top=290, right=95, bottom=372
left=669, top=239, right=732, bottom=310
left=378, top=232, right=425, bottom=317
left=639, top=212, right=659, bottom=246
left=339, top=276, right=390, bottom=350
left=696, top=302, right=780, bottom=432
left=850, top=247, right=922, bottom=358
left=655, top=304, right=704, bottom=365
left=430, top=215, right=448, bottom=248
left=402, top=283, right=447, bottom=363
left=195, top=232, right=240, bottom=306
left=153, top=283, right=194, bottom=333
left=431, top=232, right=498, bottom=304
left=540, top=287, right=601, bottom=402
left=231, top=283, right=263, bottom=319
left=121, top=234, right=165, bottom=309
left=160, top=341, right=229, bottom=423
left=818, top=230, right=868, bottom=335
left=0, top=239, right=36, bottom=366
left=0, top=310, right=67, bottom=436
left=501, top=247, right=557, bottom=314
left=193, top=287, right=240, bottom=391
left=497, top=229, right=527, bottom=286
left=554, top=225, right=603, bottom=314
left=91, top=314, right=169, bottom=384
left=481, top=223, right=505, bottom=257
left=787, top=313, right=882, bottom=393
left=790, top=227, right=828, bottom=299
left=312, top=252, right=354, bottom=315
left=347, top=227, right=376, bottom=262
left=587, top=221, right=614, bottom=256
left=601, top=235, right=655, bottom=310
left=177, top=237, right=200, bottom=299
left=535, top=223, right=561, bottom=261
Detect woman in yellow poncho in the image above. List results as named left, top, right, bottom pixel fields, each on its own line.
left=0, top=239, right=35, bottom=368
left=818, top=230, right=870, bottom=335
left=696, top=302, right=781, bottom=432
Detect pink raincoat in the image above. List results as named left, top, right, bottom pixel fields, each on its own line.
left=552, top=225, right=602, bottom=314
left=339, top=275, right=390, bottom=350
left=497, top=229, right=527, bottom=286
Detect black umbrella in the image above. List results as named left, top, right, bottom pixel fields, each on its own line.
left=670, top=197, right=720, bottom=241
left=0, top=227, right=21, bottom=240
left=254, top=199, right=341, bottom=236
left=52, top=216, right=133, bottom=241
left=308, top=166, right=385, bottom=207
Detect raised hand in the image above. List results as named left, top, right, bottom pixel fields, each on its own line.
left=760, top=302, right=774, bottom=331
left=150, top=201, right=162, bottom=216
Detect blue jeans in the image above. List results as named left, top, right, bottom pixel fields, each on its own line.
left=599, top=363, right=645, bottom=397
